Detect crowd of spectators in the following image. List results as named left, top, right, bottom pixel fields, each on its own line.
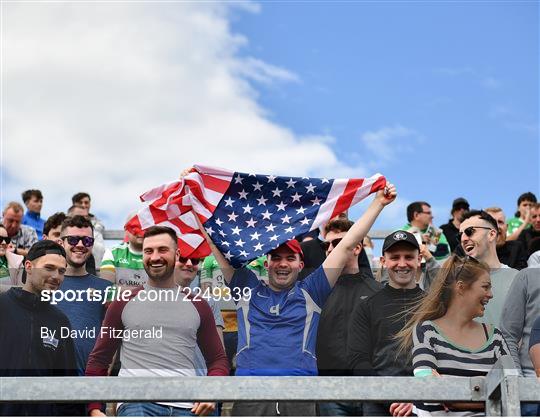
left=0, top=187, right=539, bottom=417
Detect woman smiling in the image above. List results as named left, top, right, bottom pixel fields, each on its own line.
left=396, top=255, right=510, bottom=416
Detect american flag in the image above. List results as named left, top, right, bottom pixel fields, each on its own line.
left=126, top=165, right=386, bottom=267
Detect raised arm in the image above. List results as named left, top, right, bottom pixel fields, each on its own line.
left=197, top=215, right=236, bottom=284
left=322, top=183, right=396, bottom=287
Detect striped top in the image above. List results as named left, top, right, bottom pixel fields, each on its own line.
left=412, top=320, right=509, bottom=416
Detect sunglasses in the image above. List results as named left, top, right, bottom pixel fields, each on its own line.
left=322, top=238, right=343, bottom=251
left=0, top=236, right=11, bottom=245
left=178, top=256, right=201, bottom=265
left=62, top=235, right=95, bottom=247
left=458, top=226, right=493, bottom=240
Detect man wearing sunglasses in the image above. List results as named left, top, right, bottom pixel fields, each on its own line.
left=56, top=215, right=111, bottom=375
left=459, top=210, right=518, bottom=327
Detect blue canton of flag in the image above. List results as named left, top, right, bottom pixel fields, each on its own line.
left=203, top=173, right=332, bottom=268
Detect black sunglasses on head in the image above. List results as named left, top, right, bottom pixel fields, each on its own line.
left=178, top=256, right=201, bottom=265
left=0, top=236, right=11, bottom=245
left=62, top=235, right=95, bottom=247
left=322, top=238, right=343, bottom=251
left=458, top=226, right=493, bottom=240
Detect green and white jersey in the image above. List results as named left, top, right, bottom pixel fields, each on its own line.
left=100, top=242, right=148, bottom=287
left=507, top=217, right=529, bottom=236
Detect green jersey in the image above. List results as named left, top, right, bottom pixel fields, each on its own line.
left=402, top=223, right=450, bottom=261
left=100, top=242, right=148, bottom=287
left=506, top=217, right=530, bottom=236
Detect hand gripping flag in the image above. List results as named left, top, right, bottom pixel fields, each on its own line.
left=126, top=165, right=386, bottom=267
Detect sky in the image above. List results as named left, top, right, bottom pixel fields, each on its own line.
left=1, top=1, right=538, bottom=245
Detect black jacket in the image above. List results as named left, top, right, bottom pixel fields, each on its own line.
left=518, top=228, right=540, bottom=256
left=440, top=220, right=460, bottom=252
left=0, top=288, right=84, bottom=416
left=347, top=284, right=424, bottom=377
left=496, top=240, right=528, bottom=270
left=316, top=272, right=383, bottom=375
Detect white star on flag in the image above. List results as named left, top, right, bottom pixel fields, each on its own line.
left=261, top=210, right=273, bottom=220
left=245, top=218, right=258, bottom=228
left=276, top=201, right=287, bottom=211
left=228, top=212, right=239, bottom=222
left=286, top=178, right=297, bottom=188
left=291, top=192, right=302, bottom=202
left=231, top=226, right=242, bottom=235
left=242, top=204, right=253, bottom=214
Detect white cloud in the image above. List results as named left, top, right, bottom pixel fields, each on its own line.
left=2, top=2, right=373, bottom=228
left=360, top=125, right=420, bottom=163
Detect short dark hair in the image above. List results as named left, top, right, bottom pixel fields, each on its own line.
left=462, top=210, right=498, bottom=231
left=143, top=226, right=178, bottom=247
left=518, top=192, right=537, bottom=206
left=44, top=212, right=67, bottom=236
left=515, top=192, right=538, bottom=217
left=407, top=201, right=430, bottom=222
left=60, top=215, right=94, bottom=235
left=324, top=218, right=354, bottom=234
left=72, top=192, right=91, bottom=204
left=21, top=189, right=43, bottom=203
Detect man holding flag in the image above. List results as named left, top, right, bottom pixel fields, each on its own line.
left=126, top=166, right=396, bottom=416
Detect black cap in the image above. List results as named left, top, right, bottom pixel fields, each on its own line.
left=26, top=240, right=66, bottom=261
left=452, top=197, right=470, bottom=211
left=382, top=230, right=420, bottom=253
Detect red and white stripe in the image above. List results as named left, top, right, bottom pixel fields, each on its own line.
left=311, top=173, right=386, bottom=231
left=125, top=165, right=234, bottom=257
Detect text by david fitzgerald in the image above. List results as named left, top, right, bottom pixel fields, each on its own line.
left=41, top=326, right=163, bottom=341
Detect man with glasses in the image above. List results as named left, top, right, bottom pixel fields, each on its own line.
left=459, top=210, right=518, bottom=326
left=316, top=218, right=383, bottom=417
left=56, top=215, right=111, bottom=375
left=403, top=201, right=450, bottom=261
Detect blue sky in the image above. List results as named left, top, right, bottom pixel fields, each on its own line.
left=1, top=1, right=538, bottom=238
left=230, top=1, right=538, bottom=224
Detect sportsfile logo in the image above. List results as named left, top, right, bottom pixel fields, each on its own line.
left=40, top=286, right=252, bottom=305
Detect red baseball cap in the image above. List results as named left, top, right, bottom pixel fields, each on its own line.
left=268, top=239, right=304, bottom=260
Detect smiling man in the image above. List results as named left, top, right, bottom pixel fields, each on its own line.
left=86, top=226, right=228, bottom=417
left=55, top=215, right=110, bottom=375
left=347, top=230, right=424, bottom=416
left=459, top=210, right=518, bottom=326
left=204, top=184, right=396, bottom=416
left=0, top=240, right=83, bottom=416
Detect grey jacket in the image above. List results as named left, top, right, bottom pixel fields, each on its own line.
left=500, top=267, right=540, bottom=375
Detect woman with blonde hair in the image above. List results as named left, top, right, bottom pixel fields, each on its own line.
left=396, top=255, right=510, bottom=416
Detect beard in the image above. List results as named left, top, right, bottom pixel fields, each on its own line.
left=145, top=262, right=175, bottom=281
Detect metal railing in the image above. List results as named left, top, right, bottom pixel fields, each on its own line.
left=0, top=357, right=538, bottom=416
